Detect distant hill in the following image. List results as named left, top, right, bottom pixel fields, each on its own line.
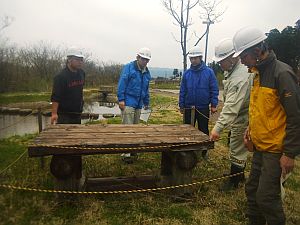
left=148, top=67, right=182, bottom=78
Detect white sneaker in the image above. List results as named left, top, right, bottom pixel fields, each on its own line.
left=121, top=153, right=131, bottom=158
left=121, top=153, right=138, bottom=164
left=121, top=153, right=133, bottom=164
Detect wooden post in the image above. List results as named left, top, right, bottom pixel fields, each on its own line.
left=160, top=151, right=198, bottom=197
left=160, top=152, right=173, bottom=186
left=183, top=107, right=195, bottom=125
left=37, top=107, right=45, bottom=169
left=50, top=155, right=85, bottom=192
left=190, top=107, right=195, bottom=126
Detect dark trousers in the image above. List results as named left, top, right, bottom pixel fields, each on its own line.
left=57, top=113, right=81, bottom=124
left=183, top=108, right=209, bottom=135
left=245, top=150, right=285, bottom=225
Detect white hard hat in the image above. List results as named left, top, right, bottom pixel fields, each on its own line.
left=233, top=26, right=267, bottom=57
left=213, top=38, right=235, bottom=62
left=137, top=47, right=151, bottom=59
left=188, top=46, right=203, bottom=57
left=67, top=46, right=84, bottom=58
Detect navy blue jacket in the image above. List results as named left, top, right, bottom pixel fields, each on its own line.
left=179, top=62, right=219, bottom=109
left=117, top=61, right=151, bottom=109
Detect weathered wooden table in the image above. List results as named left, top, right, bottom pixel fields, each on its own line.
left=28, top=124, right=214, bottom=194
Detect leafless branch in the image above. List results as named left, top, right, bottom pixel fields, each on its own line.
left=171, top=32, right=180, bottom=43
left=193, top=27, right=208, bottom=46
left=0, top=15, right=14, bottom=32
left=192, top=0, right=226, bottom=48
left=199, top=0, right=226, bottom=23
left=162, top=0, right=200, bottom=71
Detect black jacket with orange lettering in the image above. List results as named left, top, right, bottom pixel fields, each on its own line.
left=249, top=51, right=300, bottom=158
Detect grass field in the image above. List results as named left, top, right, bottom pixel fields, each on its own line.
left=0, top=92, right=299, bottom=225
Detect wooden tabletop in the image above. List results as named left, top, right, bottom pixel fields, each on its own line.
left=28, top=124, right=213, bottom=157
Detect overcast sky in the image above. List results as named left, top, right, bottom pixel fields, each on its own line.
left=0, top=0, right=299, bottom=69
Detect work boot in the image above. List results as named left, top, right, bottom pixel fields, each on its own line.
left=219, top=164, right=245, bottom=192
left=247, top=215, right=266, bottom=225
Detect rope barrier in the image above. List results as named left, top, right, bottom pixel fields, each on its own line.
left=29, top=141, right=212, bottom=151
left=0, top=137, right=245, bottom=196
left=0, top=135, right=243, bottom=196
left=0, top=172, right=246, bottom=195
left=0, top=101, right=246, bottom=194
left=0, top=94, right=251, bottom=196
left=0, top=150, right=27, bottom=175
left=0, top=136, right=243, bottom=196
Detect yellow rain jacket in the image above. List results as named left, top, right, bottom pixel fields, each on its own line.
left=249, top=51, right=300, bottom=157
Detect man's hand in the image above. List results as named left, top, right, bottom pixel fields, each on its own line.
left=144, top=105, right=149, bottom=110
left=119, top=101, right=125, bottom=110
left=280, top=155, right=294, bottom=179
left=51, top=113, right=58, bottom=125
left=243, top=126, right=253, bottom=152
left=210, top=129, right=220, bottom=141
left=211, top=106, right=217, bottom=114
left=51, top=102, right=59, bottom=125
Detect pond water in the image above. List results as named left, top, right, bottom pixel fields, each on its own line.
left=83, top=101, right=120, bottom=119
left=0, top=102, right=121, bottom=139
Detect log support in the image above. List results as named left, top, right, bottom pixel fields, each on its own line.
left=160, top=151, right=198, bottom=195
left=50, top=155, right=85, bottom=191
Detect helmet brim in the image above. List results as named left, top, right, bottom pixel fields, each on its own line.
left=233, top=51, right=242, bottom=58
left=188, top=54, right=203, bottom=58
left=213, top=51, right=235, bottom=62
left=67, top=54, right=85, bottom=58
left=137, top=54, right=151, bottom=60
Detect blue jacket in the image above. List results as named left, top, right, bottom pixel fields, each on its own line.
left=179, top=62, right=219, bottom=109
left=117, top=61, right=151, bottom=109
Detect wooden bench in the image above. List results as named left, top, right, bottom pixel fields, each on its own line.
left=28, top=124, right=214, bottom=194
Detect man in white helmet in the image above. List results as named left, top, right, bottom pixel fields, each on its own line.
left=51, top=46, right=85, bottom=124
left=117, top=47, right=151, bottom=163
left=210, top=38, right=252, bottom=191
left=233, top=26, right=300, bottom=225
left=50, top=46, right=85, bottom=191
left=179, top=46, right=219, bottom=158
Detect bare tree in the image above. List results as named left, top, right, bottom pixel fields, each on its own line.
left=163, top=0, right=225, bottom=70
left=198, top=0, right=226, bottom=62
left=0, top=39, right=124, bottom=92
left=162, top=0, right=199, bottom=71
left=0, top=15, right=14, bottom=32
left=0, top=15, right=14, bottom=48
